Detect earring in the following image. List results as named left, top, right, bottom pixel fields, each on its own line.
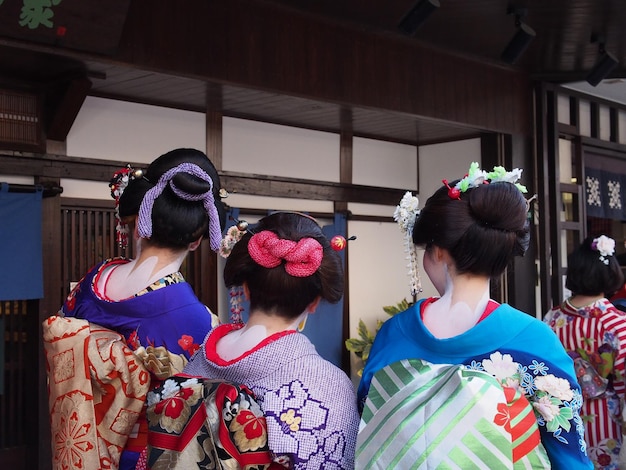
left=297, top=314, right=308, bottom=332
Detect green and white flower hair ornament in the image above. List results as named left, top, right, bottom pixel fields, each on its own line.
left=487, top=165, right=528, bottom=193
left=443, top=162, right=528, bottom=200
left=393, top=191, right=422, bottom=296
left=456, top=162, right=489, bottom=193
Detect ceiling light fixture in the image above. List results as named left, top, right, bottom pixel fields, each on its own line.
left=398, top=0, right=440, bottom=36
left=500, top=7, right=536, bottom=65
left=585, top=35, right=619, bottom=87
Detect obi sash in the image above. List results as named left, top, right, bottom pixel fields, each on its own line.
left=356, top=359, right=550, bottom=469
left=146, top=375, right=274, bottom=469
left=43, top=316, right=150, bottom=470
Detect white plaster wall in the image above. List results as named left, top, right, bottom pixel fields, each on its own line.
left=352, top=137, right=417, bottom=189
left=557, top=93, right=571, bottom=125
left=559, top=138, right=573, bottom=185
left=224, top=193, right=333, bottom=213
left=579, top=100, right=591, bottom=137
left=223, top=117, right=339, bottom=181
left=348, top=137, right=418, bottom=217
left=0, top=175, right=34, bottom=185
left=60, top=179, right=111, bottom=200
left=67, top=96, right=205, bottom=162
left=600, top=105, right=611, bottom=141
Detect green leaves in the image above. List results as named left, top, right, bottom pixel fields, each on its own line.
left=345, top=299, right=413, bottom=376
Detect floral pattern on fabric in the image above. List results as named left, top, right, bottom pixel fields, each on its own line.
left=467, top=351, right=587, bottom=452
left=44, top=316, right=150, bottom=470
left=263, top=381, right=348, bottom=469
left=136, top=271, right=185, bottom=296
left=146, top=375, right=273, bottom=470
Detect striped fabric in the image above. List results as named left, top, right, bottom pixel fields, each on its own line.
left=544, top=298, right=626, bottom=468
left=356, top=359, right=549, bottom=469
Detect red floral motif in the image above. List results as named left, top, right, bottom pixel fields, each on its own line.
left=128, top=330, right=140, bottom=350
left=597, top=453, right=611, bottom=466
left=235, top=409, right=268, bottom=440
left=65, top=284, right=80, bottom=312
left=178, top=334, right=200, bottom=355
left=66, top=295, right=76, bottom=312
left=55, top=410, right=95, bottom=469
left=153, top=388, right=194, bottom=419
left=493, top=402, right=512, bottom=432
left=590, top=306, right=603, bottom=317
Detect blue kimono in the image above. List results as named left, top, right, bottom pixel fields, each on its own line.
left=358, top=298, right=593, bottom=470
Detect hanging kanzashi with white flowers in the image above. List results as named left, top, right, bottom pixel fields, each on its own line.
left=393, top=191, right=422, bottom=295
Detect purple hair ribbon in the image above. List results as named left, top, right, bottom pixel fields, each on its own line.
left=137, top=162, right=222, bottom=252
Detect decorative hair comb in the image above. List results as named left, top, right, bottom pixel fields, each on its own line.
left=591, top=235, right=615, bottom=265
left=394, top=191, right=422, bottom=295
left=219, top=220, right=250, bottom=258
left=109, top=164, right=144, bottom=248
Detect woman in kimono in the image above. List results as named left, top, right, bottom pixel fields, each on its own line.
left=357, top=163, right=592, bottom=469
left=544, top=235, right=626, bottom=468
left=53, top=148, right=226, bottom=469
left=183, top=211, right=360, bottom=469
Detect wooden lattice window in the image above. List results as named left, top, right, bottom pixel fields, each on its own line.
left=60, top=204, right=133, bottom=299
left=0, top=89, right=43, bottom=151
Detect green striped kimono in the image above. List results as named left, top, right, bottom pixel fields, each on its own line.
left=356, top=359, right=550, bottom=469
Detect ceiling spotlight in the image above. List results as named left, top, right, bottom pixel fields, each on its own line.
left=586, top=39, right=619, bottom=87
left=398, top=0, right=440, bottom=36
left=501, top=7, right=536, bottom=65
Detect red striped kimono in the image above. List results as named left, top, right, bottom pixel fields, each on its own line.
left=544, top=298, right=626, bottom=469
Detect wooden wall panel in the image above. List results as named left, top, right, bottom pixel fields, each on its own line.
left=116, top=0, right=532, bottom=137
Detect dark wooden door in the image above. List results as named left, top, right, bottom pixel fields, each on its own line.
left=0, top=300, right=39, bottom=468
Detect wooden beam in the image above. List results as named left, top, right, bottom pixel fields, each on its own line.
left=206, top=82, right=223, bottom=170
left=0, top=152, right=408, bottom=205
left=221, top=171, right=406, bottom=206
left=46, top=76, right=92, bottom=141
left=337, top=108, right=353, bottom=212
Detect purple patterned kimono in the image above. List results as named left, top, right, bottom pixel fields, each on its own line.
left=183, top=323, right=359, bottom=469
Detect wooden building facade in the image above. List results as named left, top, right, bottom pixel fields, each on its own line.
left=2, top=1, right=626, bottom=468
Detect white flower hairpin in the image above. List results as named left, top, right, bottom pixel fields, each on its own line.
left=591, top=235, right=615, bottom=265
left=393, top=191, right=422, bottom=295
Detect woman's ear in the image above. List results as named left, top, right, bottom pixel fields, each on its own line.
left=306, top=296, right=322, bottom=314
left=188, top=236, right=203, bottom=252
left=432, top=245, right=454, bottom=265
left=431, top=245, right=445, bottom=262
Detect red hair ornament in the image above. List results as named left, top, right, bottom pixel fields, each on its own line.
left=330, top=235, right=357, bottom=251
left=442, top=179, right=461, bottom=200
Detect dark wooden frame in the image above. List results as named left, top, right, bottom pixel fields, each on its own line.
left=536, top=83, right=626, bottom=315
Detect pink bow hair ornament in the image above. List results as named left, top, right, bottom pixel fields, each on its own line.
left=248, top=230, right=323, bottom=277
